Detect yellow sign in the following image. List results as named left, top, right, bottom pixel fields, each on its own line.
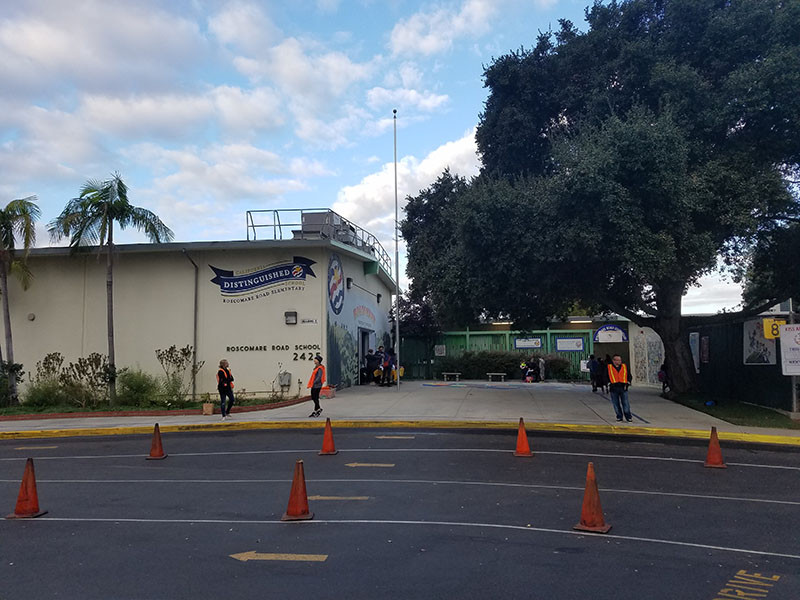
left=763, top=318, right=787, bottom=339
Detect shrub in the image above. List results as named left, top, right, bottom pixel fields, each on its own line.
left=0, top=361, right=24, bottom=407
left=117, top=369, right=162, bottom=407
left=155, top=345, right=204, bottom=408
left=433, top=350, right=578, bottom=380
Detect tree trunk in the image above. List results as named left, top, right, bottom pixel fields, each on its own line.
left=106, top=230, right=116, bottom=406
left=653, top=283, right=699, bottom=395
left=0, top=263, right=16, bottom=403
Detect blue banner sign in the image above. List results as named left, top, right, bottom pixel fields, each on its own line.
left=210, top=257, right=316, bottom=295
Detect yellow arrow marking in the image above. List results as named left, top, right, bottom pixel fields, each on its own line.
left=14, top=445, right=58, bottom=450
left=375, top=435, right=415, bottom=439
left=230, top=551, right=327, bottom=562
left=345, top=463, right=395, bottom=468
left=308, top=495, right=369, bottom=500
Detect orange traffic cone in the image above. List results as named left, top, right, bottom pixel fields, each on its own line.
left=704, top=426, right=726, bottom=469
left=6, top=458, right=47, bottom=519
left=146, top=423, right=167, bottom=460
left=573, top=462, right=611, bottom=533
left=319, top=417, right=338, bottom=455
left=513, top=417, right=532, bottom=457
left=282, top=460, right=314, bottom=521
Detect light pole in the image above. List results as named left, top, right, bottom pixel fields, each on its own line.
left=393, top=109, right=400, bottom=391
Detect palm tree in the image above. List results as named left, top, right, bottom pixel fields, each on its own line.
left=48, top=174, right=173, bottom=405
left=0, top=196, right=41, bottom=403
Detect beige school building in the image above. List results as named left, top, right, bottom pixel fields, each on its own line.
left=5, top=210, right=396, bottom=399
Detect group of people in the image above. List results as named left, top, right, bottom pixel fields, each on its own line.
left=587, top=353, right=633, bottom=422
left=361, top=345, right=397, bottom=386
left=216, top=354, right=329, bottom=421
left=519, top=357, right=545, bottom=382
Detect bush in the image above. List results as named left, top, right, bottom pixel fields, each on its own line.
left=117, top=369, right=162, bottom=407
left=23, top=379, right=71, bottom=408
left=0, top=361, right=24, bottom=407
left=433, top=350, right=578, bottom=380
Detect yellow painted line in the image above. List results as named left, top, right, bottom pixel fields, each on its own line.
left=14, top=445, right=58, bottom=450
left=229, top=551, right=327, bottom=562
left=2, top=420, right=799, bottom=447
left=345, top=462, right=395, bottom=468
left=375, top=435, right=415, bottom=439
left=308, top=495, right=369, bottom=501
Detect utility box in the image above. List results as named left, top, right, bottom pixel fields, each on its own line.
left=278, top=371, right=292, bottom=387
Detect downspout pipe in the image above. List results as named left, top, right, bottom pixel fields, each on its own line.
left=182, top=249, right=199, bottom=400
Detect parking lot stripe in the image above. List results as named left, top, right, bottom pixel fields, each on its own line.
left=2, top=448, right=797, bottom=471
left=229, top=551, right=327, bottom=562
left=375, top=436, right=415, bottom=439
left=5, top=477, right=796, bottom=505
left=307, top=495, right=369, bottom=500
left=345, top=463, right=395, bottom=467
left=31, top=517, right=800, bottom=561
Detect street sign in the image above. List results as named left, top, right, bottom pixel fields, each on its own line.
left=779, top=324, right=800, bottom=376
left=763, top=317, right=787, bottom=339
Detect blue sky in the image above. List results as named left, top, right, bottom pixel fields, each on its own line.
left=0, top=0, right=741, bottom=313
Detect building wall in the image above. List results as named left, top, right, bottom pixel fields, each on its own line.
left=5, top=245, right=392, bottom=398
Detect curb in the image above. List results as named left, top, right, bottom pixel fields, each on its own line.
left=2, top=419, right=800, bottom=447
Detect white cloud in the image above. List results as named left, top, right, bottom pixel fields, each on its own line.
left=79, top=86, right=283, bottom=141
left=208, top=2, right=281, bottom=53
left=236, top=38, right=373, bottom=107
left=682, top=273, right=744, bottom=315
left=0, top=2, right=205, bottom=97
left=389, top=0, right=498, bottom=57
left=366, top=87, right=449, bottom=112
left=333, top=128, right=480, bottom=244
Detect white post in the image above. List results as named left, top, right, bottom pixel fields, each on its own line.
left=791, top=298, right=798, bottom=413
left=393, top=109, right=401, bottom=391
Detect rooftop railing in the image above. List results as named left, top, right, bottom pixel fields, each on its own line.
left=246, top=208, right=392, bottom=274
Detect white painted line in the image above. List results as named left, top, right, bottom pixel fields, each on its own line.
left=28, top=517, right=800, bottom=560
left=0, top=447, right=796, bottom=470
left=4, top=478, right=796, bottom=506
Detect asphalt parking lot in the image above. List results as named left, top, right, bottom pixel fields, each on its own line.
left=2, top=426, right=799, bottom=599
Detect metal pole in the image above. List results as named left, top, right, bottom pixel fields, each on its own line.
left=790, top=298, right=798, bottom=413
left=393, top=109, right=401, bottom=391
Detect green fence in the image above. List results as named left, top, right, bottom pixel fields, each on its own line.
left=400, top=329, right=595, bottom=380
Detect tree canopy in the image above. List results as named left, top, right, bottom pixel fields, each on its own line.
left=402, top=0, right=800, bottom=394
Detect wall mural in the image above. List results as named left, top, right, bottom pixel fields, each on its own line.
left=326, top=252, right=391, bottom=388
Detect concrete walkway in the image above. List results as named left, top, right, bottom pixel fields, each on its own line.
left=2, top=380, right=799, bottom=445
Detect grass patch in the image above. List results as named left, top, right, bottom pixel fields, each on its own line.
left=672, top=393, right=800, bottom=430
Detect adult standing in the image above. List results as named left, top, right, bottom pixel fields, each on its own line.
left=607, top=354, right=633, bottom=422
left=587, top=354, right=600, bottom=392
left=217, top=359, right=235, bottom=421
left=307, top=355, right=326, bottom=417
left=380, top=347, right=395, bottom=386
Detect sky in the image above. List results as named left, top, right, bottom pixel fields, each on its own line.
left=0, top=0, right=744, bottom=315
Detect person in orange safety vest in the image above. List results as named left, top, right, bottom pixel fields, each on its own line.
left=307, top=355, right=326, bottom=418
left=217, top=359, right=235, bottom=421
left=607, top=354, right=633, bottom=422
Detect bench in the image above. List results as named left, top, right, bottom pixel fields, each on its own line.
left=487, top=372, right=506, bottom=382
left=442, top=372, right=461, bottom=382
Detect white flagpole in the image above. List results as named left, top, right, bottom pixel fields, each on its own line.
left=393, top=109, right=401, bottom=391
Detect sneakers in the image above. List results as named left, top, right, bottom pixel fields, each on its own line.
left=308, top=409, right=321, bottom=418
left=221, top=415, right=227, bottom=421
left=626, top=417, right=633, bottom=422
left=615, top=417, right=623, bottom=422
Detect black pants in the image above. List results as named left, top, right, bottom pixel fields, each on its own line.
left=218, top=387, right=234, bottom=416
left=311, top=387, right=321, bottom=410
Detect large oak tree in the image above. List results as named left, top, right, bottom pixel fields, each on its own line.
left=403, top=0, right=800, bottom=393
